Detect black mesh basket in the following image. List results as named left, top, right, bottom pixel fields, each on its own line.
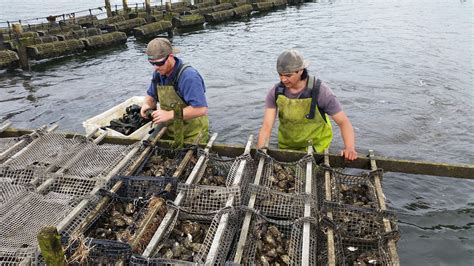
left=133, top=145, right=198, bottom=180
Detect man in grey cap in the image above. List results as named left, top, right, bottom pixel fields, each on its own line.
left=140, top=37, right=209, bottom=142
left=257, top=49, right=357, bottom=161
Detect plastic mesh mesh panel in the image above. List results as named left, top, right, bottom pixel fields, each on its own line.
left=0, top=191, right=77, bottom=264
left=248, top=184, right=310, bottom=219
left=4, top=133, right=87, bottom=170
left=0, top=166, right=45, bottom=186
left=340, top=238, right=394, bottom=265
left=323, top=202, right=397, bottom=241
left=0, top=181, right=30, bottom=206
left=66, top=176, right=178, bottom=264
left=43, top=174, right=105, bottom=197
left=150, top=205, right=226, bottom=264
left=61, top=142, right=137, bottom=178
left=259, top=153, right=317, bottom=194
left=328, top=168, right=380, bottom=209
left=134, top=146, right=198, bottom=180
left=177, top=184, right=241, bottom=214
left=238, top=211, right=295, bottom=265
left=194, top=207, right=240, bottom=265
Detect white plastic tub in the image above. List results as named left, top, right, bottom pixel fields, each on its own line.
left=82, top=96, right=152, bottom=140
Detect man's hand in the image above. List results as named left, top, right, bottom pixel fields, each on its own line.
left=140, top=104, right=153, bottom=119
left=152, top=109, right=174, bottom=124
left=340, top=147, right=357, bottom=161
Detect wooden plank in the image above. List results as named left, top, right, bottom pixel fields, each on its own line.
left=1, top=128, right=472, bottom=179
left=369, top=150, right=400, bottom=265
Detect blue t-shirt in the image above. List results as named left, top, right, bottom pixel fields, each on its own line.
left=147, top=57, right=208, bottom=107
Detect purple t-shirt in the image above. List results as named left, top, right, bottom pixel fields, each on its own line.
left=265, top=79, right=342, bottom=116
left=147, top=57, right=207, bottom=107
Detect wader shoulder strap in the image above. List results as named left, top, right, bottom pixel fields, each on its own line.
left=274, top=82, right=285, bottom=104
left=170, top=63, right=191, bottom=105
left=305, top=76, right=327, bottom=123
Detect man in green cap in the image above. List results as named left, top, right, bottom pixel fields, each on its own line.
left=140, top=38, right=209, bottom=142
left=257, top=49, right=357, bottom=161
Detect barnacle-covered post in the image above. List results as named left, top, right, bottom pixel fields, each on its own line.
left=12, top=23, right=29, bottom=70
left=369, top=150, right=400, bottom=264
left=172, top=102, right=184, bottom=149
left=145, top=0, right=152, bottom=15
left=37, top=226, right=67, bottom=266
left=105, top=0, right=113, bottom=17
left=122, top=0, right=129, bottom=17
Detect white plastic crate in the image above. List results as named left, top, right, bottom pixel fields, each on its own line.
left=82, top=96, right=152, bottom=140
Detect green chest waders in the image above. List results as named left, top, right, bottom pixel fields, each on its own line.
left=156, top=85, right=209, bottom=143
left=276, top=77, right=333, bottom=153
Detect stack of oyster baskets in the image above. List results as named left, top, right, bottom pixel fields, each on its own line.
left=0, top=128, right=399, bottom=265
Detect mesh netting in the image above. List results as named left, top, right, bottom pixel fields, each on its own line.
left=0, top=137, right=18, bottom=153
left=322, top=202, right=398, bottom=242
left=0, top=180, right=31, bottom=207
left=325, top=168, right=381, bottom=209
left=61, top=142, right=137, bottom=179
left=66, top=176, right=178, bottom=264
left=130, top=254, right=196, bottom=265
left=148, top=205, right=236, bottom=264
left=248, top=184, right=314, bottom=219
left=66, top=238, right=131, bottom=265
left=259, top=152, right=317, bottom=194
left=0, top=191, right=78, bottom=264
left=4, top=133, right=87, bottom=170
left=340, top=238, right=396, bottom=265
left=176, top=183, right=241, bottom=214
left=41, top=174, right=105, bottom=198
left=0, top=130, right=42, bottom=164
left=60, top=195, right=101, bottom=239
left=134, top=146, right=198, bottom=180
left=308, top=216, right=346, bottom=265
left=236, top=210, right=296, bottom=265
left=0, top=166, right=45, bottom=186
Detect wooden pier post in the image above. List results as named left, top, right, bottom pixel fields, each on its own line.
left=122, top=0, right=129, bottom=17
left=12, top=23, right=30, bottom=70
left=105, top=0, right=113, bottom=17
left=165, top=0, right=172, bottom=12
left=37, top=226, right=67, bottom=266
left=145, top=0, right=152, bottom=15
left=0, top=33, right=4, bottom=49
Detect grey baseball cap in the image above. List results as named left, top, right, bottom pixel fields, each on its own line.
left=146, top=38, right=179, bottom=60
left=276, top=49, right=310, bottom=74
